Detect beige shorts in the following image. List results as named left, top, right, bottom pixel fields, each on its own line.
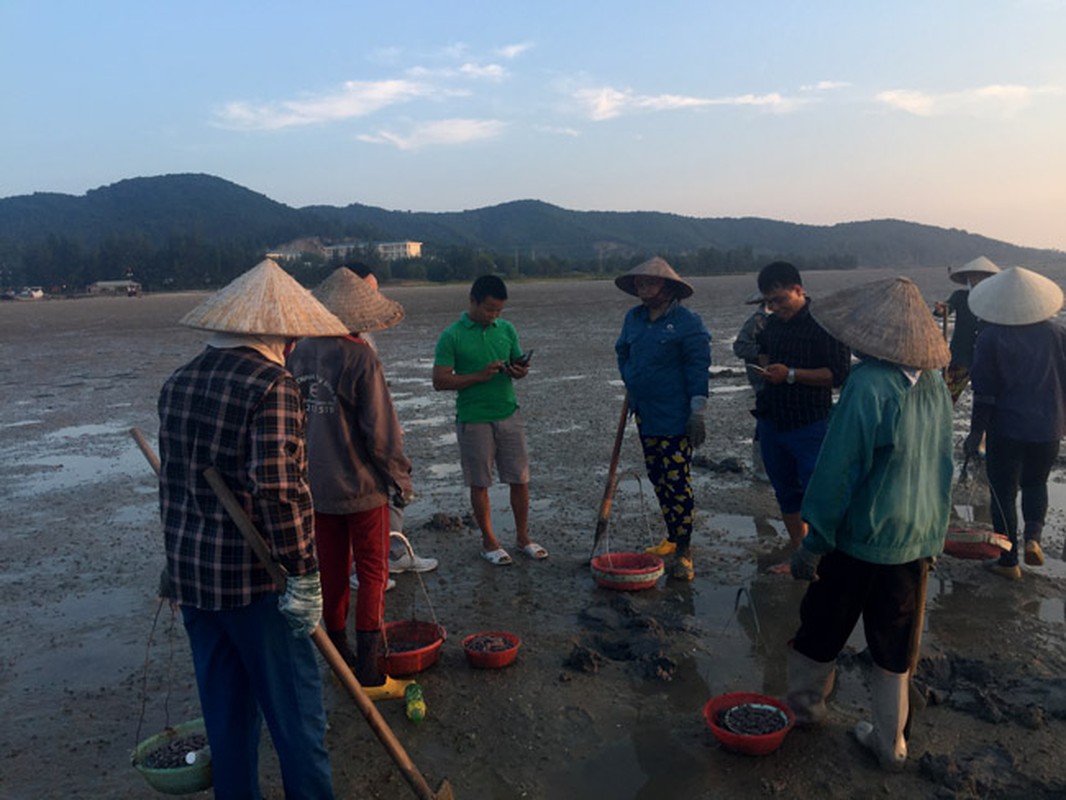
left=457, top=412, right=530, bottom=487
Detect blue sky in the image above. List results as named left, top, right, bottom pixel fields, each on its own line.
left=4, top=1, right=1065, bottom=250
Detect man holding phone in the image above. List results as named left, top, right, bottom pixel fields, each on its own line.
left=433, top=274, right=548, bottom=565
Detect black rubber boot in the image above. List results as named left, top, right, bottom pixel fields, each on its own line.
left=355, top=630, right=385, bottom=686
left=327, top=628, right=357, bottom=671
left=356, top=629, right=411, bottom=701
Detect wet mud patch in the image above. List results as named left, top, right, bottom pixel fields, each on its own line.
left=919, top=743, right=1066, bottom=799
left=915, top=648, right=1066, bottom=726
left=566, top=592, right=702, bottom=681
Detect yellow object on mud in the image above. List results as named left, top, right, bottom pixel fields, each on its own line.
left=644, top=538, right=677, bottom=556
left=364, top=676, right=414, bottom=702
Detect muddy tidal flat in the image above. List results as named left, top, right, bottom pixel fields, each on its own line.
left=3, top=268, right=1066, bottom=799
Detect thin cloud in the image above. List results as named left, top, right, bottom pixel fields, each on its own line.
left=877, top=83, right=1063, bottom=117
left=495, top=42, right=533, bottom=59
left=801, top=80, right=850, bottom=92
left=357, top=118, right=507, bottom=150
left=406, top=62, right=509, bottom=81
left=574, top=86, right=800, bottom=121
left=459, top=62, right=508, bottom=80
left=537, top=125, right=581, bottom=137
left=214, top=80, right=429, bottom=130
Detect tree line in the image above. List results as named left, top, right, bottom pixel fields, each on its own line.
left=0, top=232, right=858, bottom=294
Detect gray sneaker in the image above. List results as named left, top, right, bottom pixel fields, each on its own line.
left=389, top=552, right=439, bottom=574
left=349, top=572, right=396, bottom=591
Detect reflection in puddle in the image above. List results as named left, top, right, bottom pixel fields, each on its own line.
left=546, top=424, right=584, bottom=435
left=402, top=414, right=450, bottom=428
left=392, top=395, right=437, bottom=411
left=426, top=462, right=462, bottom=478
left=1023, top=598, right=1065, bottom=624
left=389, top=375, right=433, bottom=385
left=44, top=422, right=127, bottom=440
left=10, top=449, right=146, bottom=496
left=709, top=385, right=749, bottom=395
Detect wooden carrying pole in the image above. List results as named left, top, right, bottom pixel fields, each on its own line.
left=588, top=395, right=629, bottom=562
left=129, top=428, right=454, bottom=800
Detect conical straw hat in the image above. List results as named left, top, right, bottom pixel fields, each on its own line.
left=810, top=276, right=950, bottom=369
left=615, top=257, right=694, bottom=299
left=949, top=255, right=1000, bottom=285
left=967, top=266, right=1064, bottom=326
left=180, top=259, right=348, bottom=336
left=313, top=268, right=405, bottom=333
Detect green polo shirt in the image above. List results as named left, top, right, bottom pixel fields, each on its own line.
left=434, top=312, right=522, bottom=423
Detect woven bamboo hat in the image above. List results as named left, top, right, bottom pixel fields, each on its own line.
left=949, top=255, right=1000, bottom=285
left=180, top=258, right=348, bottom=336
left=967, top=266, right=1064, bottom=326
left=810, top=276, right=950, bottom=369
left=313, top=268, right=405, bottom=333
left=615, top=257, right=694, bottom=299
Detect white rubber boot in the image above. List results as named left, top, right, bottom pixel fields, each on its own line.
left=785, top=647, right=836, bottom=727
left=853, top=666, right=909, bottom=771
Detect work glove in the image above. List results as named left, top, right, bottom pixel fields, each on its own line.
left=157, top=566, right=176, bottom=601
left=277, top=572, right=322, bottom=638
left=686, top=397, right=708, bottom=448
left=790, top=545, right=822, bottom=582
left=963, top=429, right=984, bottom=459
left=392, top=484, right=416, bottom=509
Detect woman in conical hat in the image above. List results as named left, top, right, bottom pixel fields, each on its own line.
left=158, top=257, right=344, bottom=796
left=286, top=268, right=416, bottom=701
left=614, top=257, right=710, bottom=581
left=785, top=276, right=953, bottom=773
left=934, top=255, right=1001, bottom=403
left=965, top=266, right=1066, bottom=577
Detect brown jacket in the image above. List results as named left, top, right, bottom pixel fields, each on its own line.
left=287, top=335, right=413, bottom=514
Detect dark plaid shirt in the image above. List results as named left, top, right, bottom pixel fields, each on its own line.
left=158, top=346, right=318, bottom=610
left=756, top=300, right=851, bottom=431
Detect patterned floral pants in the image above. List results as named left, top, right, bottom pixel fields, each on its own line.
left=640, top=433, right=694, bottom=551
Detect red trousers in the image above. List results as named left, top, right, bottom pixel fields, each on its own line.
left=314, top=506, right=389, bottom=633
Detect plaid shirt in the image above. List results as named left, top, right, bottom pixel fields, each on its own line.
left=756, top=300, right=851, bottom=431
left=158, top=346, right=318, bottom=610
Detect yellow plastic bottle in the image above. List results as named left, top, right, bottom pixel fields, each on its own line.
left=404, top=682, right=426, bottom=723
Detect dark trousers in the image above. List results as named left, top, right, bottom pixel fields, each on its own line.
left=986, top=434, right=1059, bottom=566
left=793, top=551, right=927, bottom=674
left=182, top=595, right=334, bottom=799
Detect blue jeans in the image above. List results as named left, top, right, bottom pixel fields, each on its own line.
left=182, top=596, right=334, bottom=799
left=757, top=417, right=829, bottom=514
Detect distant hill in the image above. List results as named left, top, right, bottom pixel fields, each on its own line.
left=0, top=173, right=1061, bottom=290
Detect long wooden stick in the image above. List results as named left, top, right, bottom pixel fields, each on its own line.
left=588, top=395, right=629, bottom=562
left=130, top=427, right=160, bottom=475
left=202, top=467, right=451, bottom=800
left=129, top=428, right=453, bottom=800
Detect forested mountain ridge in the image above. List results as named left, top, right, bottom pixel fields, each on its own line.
left=1, top=173, right=1060, bottom=291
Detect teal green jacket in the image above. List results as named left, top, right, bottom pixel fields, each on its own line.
left=801, top=359, right=953, bottom=564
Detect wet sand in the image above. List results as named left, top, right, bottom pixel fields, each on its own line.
left=2, top=268, right=1066, bottom=799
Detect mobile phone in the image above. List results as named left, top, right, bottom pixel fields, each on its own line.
left=511, top=349, right=534, bottom=367
left=747, top=363, right=768, bottom=375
